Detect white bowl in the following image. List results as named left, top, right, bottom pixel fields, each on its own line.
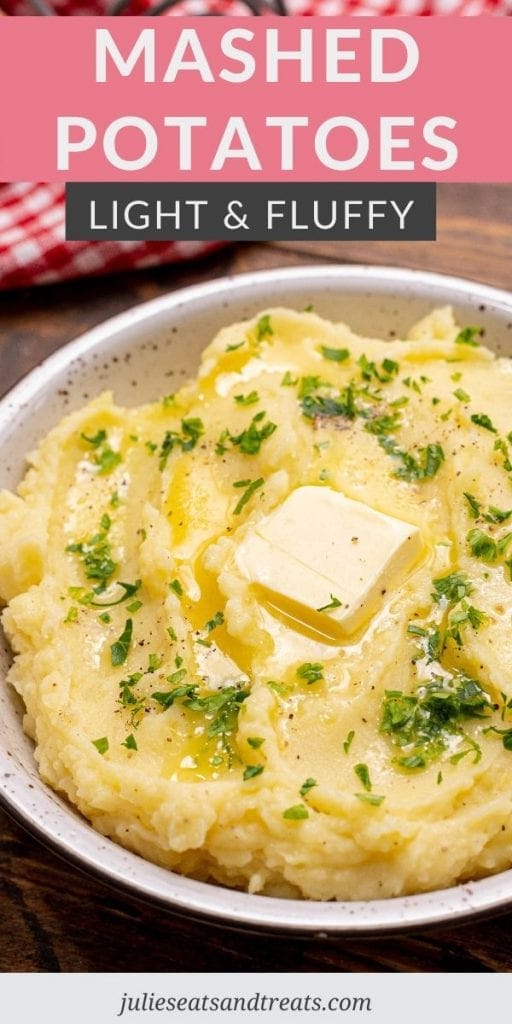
left=2, top=264, right=512, bottom=935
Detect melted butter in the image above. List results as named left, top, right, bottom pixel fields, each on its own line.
left=165, top=456, right=230, bottom=557
left=254, top=585, right=347, bottom=644
left=198, top=346, right=252, bottom=393
left=186, top=558, right=255, bottom=677
left=158, top=706, right=243, bottom=782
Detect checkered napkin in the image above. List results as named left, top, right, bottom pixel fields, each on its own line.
left=0, top=0, right=510, bottom=290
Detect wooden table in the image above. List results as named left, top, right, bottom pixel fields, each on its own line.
left=1, top=184, right=512, bottom=973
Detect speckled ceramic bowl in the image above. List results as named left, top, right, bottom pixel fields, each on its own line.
left=2, top=265, right=512, bottom=935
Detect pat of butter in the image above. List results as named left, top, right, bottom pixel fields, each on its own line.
left=236, top=486, right=422, bottom=638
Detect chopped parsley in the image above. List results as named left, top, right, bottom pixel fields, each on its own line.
left=484, top=506, right=512, bottom=524
left=110, top=618, right=133, bottom=667
left=320, top=346, right=350, bottom=363
left=316, top=594, right=342, bottom=613
left=408, top=622, right=444, bottom=663
left=233, top=477, right=264, bottom=516
left=494, top=437, right=512, bottom=473
left=446, top=601, right=487, bottom=646
left=298, top=376, right=324, bottom=400
left=64, top=606, right=78, bottom=624
left=301, top=385, right=357, bottom=422
left=169, top=578, right=183, bottom=597
left=299, top=778, right=318, bottom=797
left=410, top=572, right=484, bottom=660
left=432, top=571, right=473, bottom=605
left=283, top=804, right=309, bottom=820
left=81, top=429, right=122, bottom=476
left=243, top=764, right=264, bottom=781
left=364, top=412, right=402, bottom=437
left=343, top=730, right=355, bottom=754
left=378, top=436, right=445, bottom=482
left=148, top=653, right=162, bottom=673
left=380, top=674, right=492, bottom=770
left=167, top=667, right=187, bottom=686
left=152, top=684, right=250, bottom=766
left=358, top=354, right=398, bottom=383
left=354, top=763, right=372, bottom=792
left=234, top=391, right=259, bottom=407
left=455, top=326, right=481, bottom=347
left=484, top=725, right=512, bottom=752
left=229, top=411, right=277, bottom=455
left=86, top=579, right=141, bottom=609
left=92, top=737, right=109, bottom=756
left=471, top=413, right=497, bottom=434
left=159, top=418, right=205, bottom=470
left=296, top=662, right=324, bottom=684
left=255, top=314, right=274, bottom=342
left=467, top=528, right=512, bottom=562
left=281, top=371, right=298, bottom=387
left=355, top=793, right=385, bottom=807
left=454, top=388, right=470, bottom=402
left=122, top=733, right=138, bottom=751
left=247, top=737, right=265, bottom=749
left=463, top=492, right=482, bottom=518
left=118, top=672, right=144, bottom=723
left=205, top=611, right=224, bottom=632
left=66, top=519, right=117, bottom=590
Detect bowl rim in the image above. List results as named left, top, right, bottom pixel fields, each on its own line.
left=3, top=262, right=512, bottom=936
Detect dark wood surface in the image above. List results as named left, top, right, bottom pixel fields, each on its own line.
left=1, top=184, right=512, bottom=973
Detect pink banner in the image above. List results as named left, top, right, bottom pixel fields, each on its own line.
left=0, top=17, right=509, bottom=182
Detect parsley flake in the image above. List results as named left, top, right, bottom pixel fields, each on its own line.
left=320, top=346, right=350, bottom=363
left=247, top=737, right=265, bottom=749
left=233, top=478, right=264, bottom=516
left=355, top=793, right=385, bottom=806
left=205, top=611, right=224, bottom=633
left=354, top=763, right=372, bottom=792
left=300, top=777, right=318, bottom=797
left=159, top=418, right=205, bottom=470
left=463, top=492, right=482, bottom=518
left=281, top=371, right=298, bottom=387
left=230, top=411, right=277, bottom=455
left=243, top=764, right=264, bottom=781
left=467, top=528, right=512, bottom=562
left=316, top=594, right=342, bottom=613
left=471, top=413, right=498, bottom=434
left=81, top=430, right=122, bottom=476
left=343, top=730, right=355, bottom=754
left=122, top=733, right=138, bottom=751
left=110, top=618, right=133, bottom=667
left=256, top=314, right=274, bottom=342
left=283, top=804, right=309, bottom=820
left=296, top=662, right=324, bottom=684
left=234, top=391, right=260, bottom=407
left=455, top=326, right=481, bottom=347
left=92, top=737, right=109, bottom=756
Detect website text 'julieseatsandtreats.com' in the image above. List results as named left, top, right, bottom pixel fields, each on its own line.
left=116, top=991, right=373, bottom=1017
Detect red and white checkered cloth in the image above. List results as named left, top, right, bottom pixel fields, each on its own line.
left=0, top=0, right=510, bottom=290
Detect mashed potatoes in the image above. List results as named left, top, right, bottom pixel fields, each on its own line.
left=2, top=305, right=512, bottom=901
